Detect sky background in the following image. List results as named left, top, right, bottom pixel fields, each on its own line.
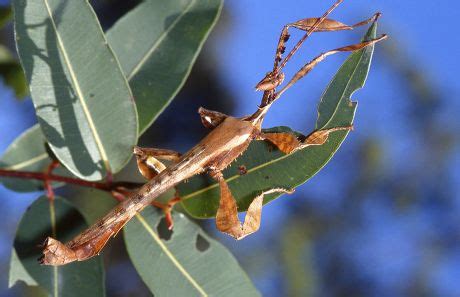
left=1, top=0, right=460, bottom=296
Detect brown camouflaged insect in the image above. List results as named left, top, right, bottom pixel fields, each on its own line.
left=40, top=0, right=387, bottom=266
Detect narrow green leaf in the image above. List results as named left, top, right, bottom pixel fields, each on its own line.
left=0, top=44, right=28, bottom=98
left=124, top=207, right=260, bottom=296
left=9, top=196, right=105, bottom=296
left=107, top=0, right=223, bottom=134
left=0, top=125, right=68, bottom=192
left=13, top=0, right=138, bottom=181
left=179, top=23, right=379, bottom=218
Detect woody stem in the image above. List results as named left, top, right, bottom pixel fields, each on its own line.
left=0, top=168, right=142, bottom=192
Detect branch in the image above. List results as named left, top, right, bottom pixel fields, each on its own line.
left=0, top=168, right=142, bottom=191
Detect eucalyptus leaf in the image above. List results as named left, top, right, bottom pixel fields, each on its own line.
left=179, top=23, right=379, bottom=218
left=107, top=0, right=223, bottom=134
left=124, top=207, right=260, bottom=296
left=0, top=125, right=68, bottom=192
left=13, top=0, right=138, bottom=181
left=9, top=196, right=105, bottom=296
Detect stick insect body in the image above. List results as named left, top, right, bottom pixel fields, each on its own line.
left=40, top=0, right=387, bottom=266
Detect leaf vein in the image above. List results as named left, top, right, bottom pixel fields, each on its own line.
left=134, top=213, right=208, bottom=296
left=42, top=0, right=111, bottom=173
left=2, top=153, right=48, bottom=170
left=127, top=0, right=196, bottom=80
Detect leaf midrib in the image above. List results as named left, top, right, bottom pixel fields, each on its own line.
left=2, top=153, right=48, bottom=170
left=42, top=0, right=110, bottom=172
left=48, top=199, right=58, bottom=297
left=9, top=0, right=205, bottom=171
left=135, top=213, right=208, bottom=297
left=126, top=0, right=196, bottom=81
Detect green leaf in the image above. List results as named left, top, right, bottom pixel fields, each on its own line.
left=13, top=0, right=138, bottom=181
left=0, top=44, right=28, bottom=98
left=124, top=207, right=260, bottom=296
left=9, top=196, right=105, bottom=296
left=107, top=0, right=223, bottom=134
left=0, top=125, right=48, bottom=192
left=0, top=125, right=69, bottom=192
left=179, top=23, right=379, bottom=218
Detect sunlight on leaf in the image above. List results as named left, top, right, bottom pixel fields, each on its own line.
left=13, top=0, right=138, bottom=181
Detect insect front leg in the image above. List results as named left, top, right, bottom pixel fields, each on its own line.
left=270, top=12, right=381, bottom=72
left=211, top=170, right=293, bottom=240
left=273, top=34, right=387, bottom=100
left=256, top=0, right=347, bottom=92
left=133, top=146, right=181, bottom=180
left=288, top=12, right=381, bottom=33
left=133, top=146, right=182, bottom=229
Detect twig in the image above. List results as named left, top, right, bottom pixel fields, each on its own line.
left=44, top=160, right=59, bottom=201
left=0, top=168, right=142, bottom=192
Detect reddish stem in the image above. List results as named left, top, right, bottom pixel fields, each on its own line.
left=44, top=161, right=60, bottom=201
left=0, top=167, right=180, bottom=227
left=0, top=168, right=142, bottom=192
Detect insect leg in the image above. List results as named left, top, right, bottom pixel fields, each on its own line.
left=256, top=0, right=346, bottom=92
left=133, top=146, right=181, bottom=180
left=212, top=170, right=293, bottom=240
left=260, top=126, right=353, bottom=154
left=258, top=132, right=302, bottom=154
left=273, top=34, right=387, bottom=100
left=288, top=12, right=381, bottom=33
left=273, top=0, right=345, bottom=71
left=151, top=196, right=181, bottom=230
